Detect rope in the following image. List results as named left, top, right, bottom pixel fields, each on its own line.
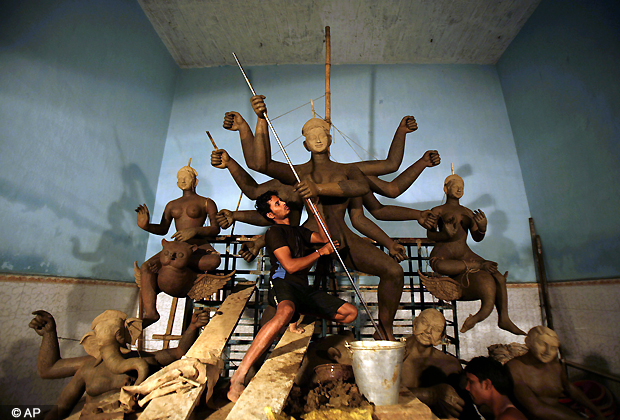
left=271, top=95, right=326, bottom=121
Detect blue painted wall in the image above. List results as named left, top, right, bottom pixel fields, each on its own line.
left=0, top=0, right=178, bottom=280
left=497, top=0, right=620, bottom=281
left=149, top=64, right=536, bottom=282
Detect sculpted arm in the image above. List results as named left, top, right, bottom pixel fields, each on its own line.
left=135, top=203, right=173, bottom=236
left=29, top=310, right=90, bottom=380
left=150, top=309, right=211, bottom=365
left=50, top=375, right=87, bottom=420
left=363, top=193, right=437, bottom=229
left=355, top=116, right=418, bottom=176
left=508, top=361, right=581, bottom=420
left=348, top=197, right=406, bottom=262
left=211, top=149, right=264, bottom=200
left=408, top=384, right=464, bottom=418
left=367, top=150, right=441, bottom=198
left=562, top=367, right=607, bottom=420
left=222, top=111, right=259, bottom=169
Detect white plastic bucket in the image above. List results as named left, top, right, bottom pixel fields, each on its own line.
left=347, top=340, right=406, bottom=406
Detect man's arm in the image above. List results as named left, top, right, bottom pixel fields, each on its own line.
left=367, top=150, right=440, bottom=198
left=273, top=241, right=337, bottom=274
left=354, top=116, right=418, bottom=176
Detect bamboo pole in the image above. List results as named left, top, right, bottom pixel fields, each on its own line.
left=325, top=26, right=331, bottom=126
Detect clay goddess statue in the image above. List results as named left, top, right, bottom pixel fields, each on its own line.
left=135, top=159, right=220, bottom=327
left=425, top=172, right=524, bottom=335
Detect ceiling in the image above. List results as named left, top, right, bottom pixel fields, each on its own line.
left=137, top=0, right=542, bottom=69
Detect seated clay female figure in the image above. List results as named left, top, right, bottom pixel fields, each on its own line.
left=135, top=159, right=220, bottom=327
left=426, top=173, right=524, bottom=335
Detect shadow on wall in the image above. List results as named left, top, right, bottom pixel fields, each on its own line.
left=70, top=163, right=154, bottom=280
left=0, top=338, right=72, bottom=406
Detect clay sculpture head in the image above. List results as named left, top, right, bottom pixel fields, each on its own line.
left=80, top=310, right=149, bottom=384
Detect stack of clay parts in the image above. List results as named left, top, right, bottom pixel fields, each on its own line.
left=565, top=380, right=617, bottom=419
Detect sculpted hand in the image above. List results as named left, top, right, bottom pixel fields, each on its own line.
left=190, top=308, right=210, bottom=329
left=418, top=210, right=438, bottom=230
left=473, top=209, right=487, bottom=233
left=318, top=240, right=340, bottom=256
left=480, top=260, right=498, bottom=274
left=172, top=227, right=199, bottom=241
left=294, top=180, right=319, bottom=199
left=210, top=149, right=230, bottom=169
left=135, top=204, right=150, bottom=229
left=400, top=115, right=418, bottom=133
left=389, top=242, right=407, bottom=262
left=147, top=259, right=161, bottom=274
left=421, top=150, right=441, bottom=167
left=222, top=111, right=245, bottom=131
left=434, top=384, right=464, bottom=418
left=29, top=310, right=56, bottom=336
left=239, top=241, right=260, bottom=263
left=216, top=209, right=234, bottom=229
left=251, top=94, right=267, bottom=118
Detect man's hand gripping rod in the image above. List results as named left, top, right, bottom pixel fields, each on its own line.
left=232, top=52, right=386, bottom=340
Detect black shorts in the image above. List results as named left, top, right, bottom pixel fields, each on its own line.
left=268, top=278, right=348, bottom=321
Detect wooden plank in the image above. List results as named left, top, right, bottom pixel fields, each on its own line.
left=373, top=387, right=441, bottom=420
left=139, top=282, right=256, bottom=420
left=226, top=319, right=315, bottom=420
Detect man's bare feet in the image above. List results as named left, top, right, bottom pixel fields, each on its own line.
left=288, top=322, right=305, bottom=334
left=227, top=381, right=245, bottom=403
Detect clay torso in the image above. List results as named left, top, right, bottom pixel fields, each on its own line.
left=168, top=194, right=209, bottom=231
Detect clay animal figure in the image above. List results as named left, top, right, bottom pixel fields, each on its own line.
left=424, top=172, right=524, bottom=335
left=135, top=159, right=221, bottom=327
left=134, top=239, right=235, bottom=303
left=29, top=309, right=209, bottom=420
left=156, top=238, right=199, bottom=298
left=507, top=326, right=606, bottom=420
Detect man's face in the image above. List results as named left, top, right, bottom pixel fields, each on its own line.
left=445, top=178, right=464, bottom=199
left=413, top=311, right=444, bottom=347
left=267, top=195, right=289, bottom=221
left=304, top=127, right=331, bottom=154
left=465, top=373, right=489, bottom=405
left=177, top=171, right=196, bottom=191
left=529, top=334, right=560, bottom=364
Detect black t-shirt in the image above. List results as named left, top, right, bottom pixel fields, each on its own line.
left=264, top=224, right=314, bottom=287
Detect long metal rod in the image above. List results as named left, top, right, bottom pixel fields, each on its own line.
left=232, top=52, right=385, bottom=340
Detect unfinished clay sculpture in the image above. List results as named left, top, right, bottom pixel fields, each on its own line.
left=135, top=159, right=221, bottom=327
left=401, top=309, right=465, bottom=418
left=425, top=172, right=524, bottom=335
left=507, top=326, right=606, bottom=420
left=29, top=309, right=209, bottom=420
